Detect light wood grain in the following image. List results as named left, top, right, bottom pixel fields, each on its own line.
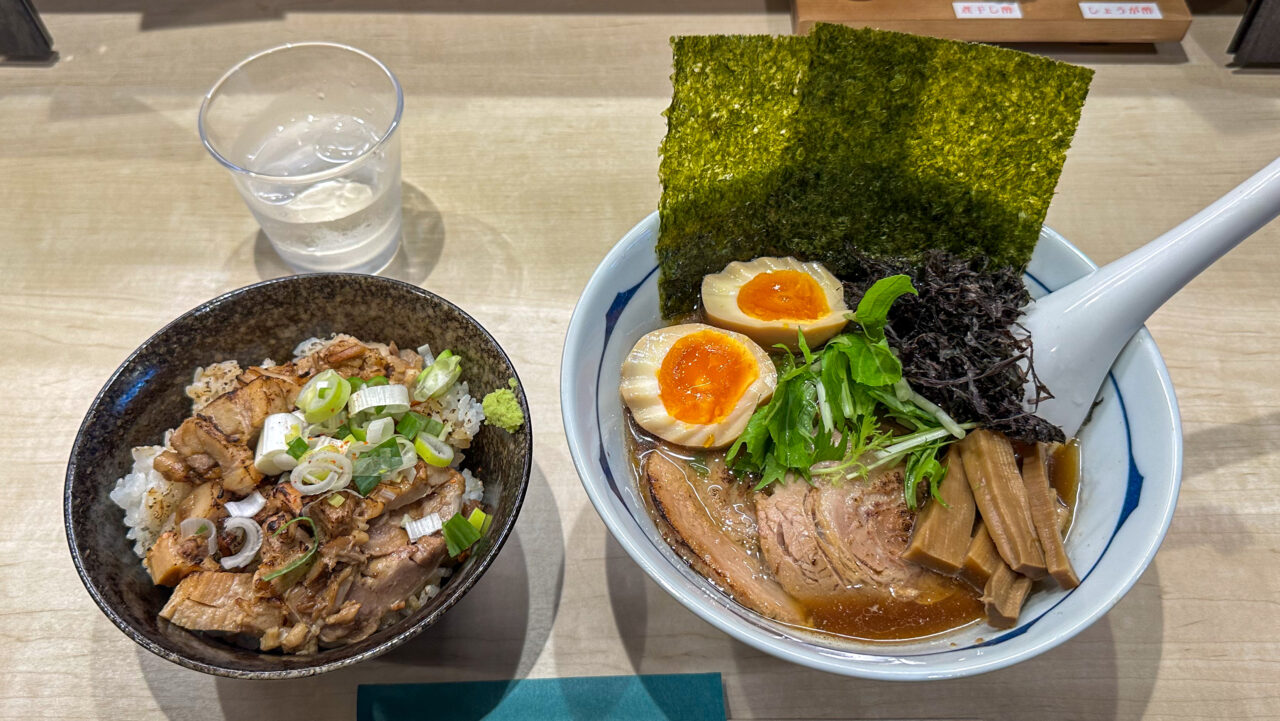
left=793, top=0, right=1192, bottom=43
left=1, top=6, right=1278, bottom=721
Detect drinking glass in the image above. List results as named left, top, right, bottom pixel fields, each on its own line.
left=199, top=43, right=404, bottom=273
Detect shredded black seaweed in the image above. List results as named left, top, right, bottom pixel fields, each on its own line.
left=841, top=251, right=1066, bottom=444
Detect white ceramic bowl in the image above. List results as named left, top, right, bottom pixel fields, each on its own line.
left=562, top=212, right=1182, bottom=680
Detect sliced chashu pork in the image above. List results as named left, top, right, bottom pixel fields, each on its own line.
left=196, top=375, right=300, bottom=446
left=164, top=375, right=300, bottom=496
left=645, top=453, right=807, bottom=626
left=294, top=336, right=423, bottom=386
left=697, top=459, right=760, bottom=548
left=755, top=478, right=849, bottom=603
left=169, top=417, right=262, bottom=496
left=160, top=571, right=284, bottom=636
left=361, top=471, right=465, bottom=558
left=806, top=467, right=941, bottom=601
left=368, top=462, right=456, bottom=512
left=319, top=535, right=448, bottom=646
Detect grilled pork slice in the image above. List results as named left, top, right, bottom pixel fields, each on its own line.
left=698, top=459, right=760, bottom=549
left=756, top=479, right=849, bottom=603
left=294, top=335, right=424, bottom=386
left=160, top=572, right=284, bottom=636
left=361, top=472, right=465, bottom=558
left=153, top=450, right=196, bottom=484
left=414, top=470, right=465, bottom=521
left=169, top=416, right=263, bottom=496
left=645, top=453, right=807, bottom=626
left=196, top=375, right=300, bottom=446
left=145, top=531, right=216, bottom=586
left=805, top=467, right=937, bottom=601
left=369, top=463, right=456, bottom=512
left=319, top=536, right=448, bottom=646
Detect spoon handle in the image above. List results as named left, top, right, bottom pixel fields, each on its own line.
left=1027, top=156, right=1280, bottom=436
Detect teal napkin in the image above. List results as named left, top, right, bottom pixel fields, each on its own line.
left=357, top=672, right=726, bottom=721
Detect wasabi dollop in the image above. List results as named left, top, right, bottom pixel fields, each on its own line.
left=482, top=381, right=524, bottom=432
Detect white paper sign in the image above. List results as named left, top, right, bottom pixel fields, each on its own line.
left=952, top=2, right=1023, bottom=18
left=1079, top=2, right=1163, bottom=18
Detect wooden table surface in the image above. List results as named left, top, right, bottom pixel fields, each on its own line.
left=2, top=4, right=1278, bottom=720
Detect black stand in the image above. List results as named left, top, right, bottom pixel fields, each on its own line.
left=1231, top=0, right=1280, bottom=66
left=0, top=0, right=53, bottom=62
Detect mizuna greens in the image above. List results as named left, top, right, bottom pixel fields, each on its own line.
left=727, top=275, right=972, bottom=509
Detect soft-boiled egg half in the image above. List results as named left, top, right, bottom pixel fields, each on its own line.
left=701, top=257, right=849, bottom=349
left=621, top=324, right=776, bottom=449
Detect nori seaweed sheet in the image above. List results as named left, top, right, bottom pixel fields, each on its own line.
left=658, top=24, right=1094, bottom=318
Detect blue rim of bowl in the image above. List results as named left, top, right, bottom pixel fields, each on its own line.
left=64, top=273, right=532, bottom=679
left=562, top=212, right=1183, bottom=680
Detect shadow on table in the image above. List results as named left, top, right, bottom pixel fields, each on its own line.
left=1153, top=409, right=1280, bottom=554
left=601, top=529, right=1165, bottom=721
left=37, top=0, right=790, bottom=30
left=131, top=461, right=563, bottom=721
left=250, top=181, right=445, bottom=286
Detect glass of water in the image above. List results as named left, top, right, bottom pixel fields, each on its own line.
left=199, top=43, right=404, bottom=273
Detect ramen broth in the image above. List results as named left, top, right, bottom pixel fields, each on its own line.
left=626, top=413, right=1081, bottom=642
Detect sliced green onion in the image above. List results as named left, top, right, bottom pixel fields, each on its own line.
left=333, top=422, right=352, bottom=439
left=286, top=436, right=310, bottom=460
left=412, top=350, right=461, bottom=401
left=262, top=517, right=317, bottom=581
left=365, top=417, right=395, bottom=445
left=326, top=493, right=346, bottom=507
left=348, top=384, right=411, bottom=417
left=396, top=411, right=428, bottom=440
left=467, top=508, right=491, bottom=534
left=296, top=370, right=352, bottom=424
left=304, top=411, right=347, bottom=438
left=366, top=375, right=389, bottom=387
left=351, top=436, right=403, bottom=475
left=403, top=512, right=443, bottom=542
left=423, top=417, right=446, bottom=439
left=394, top=436, right=419, bottom=472
left=290, top=451, right=352, bottom=495
left=348, top=376, right=366, bottom=393
left=256, top=413, right=304, bottom=475
left=414, top=434, right=454, bottom=467
left=353, top=474, right=381, bottom=496
left=442, top=512, right=481, bottom=557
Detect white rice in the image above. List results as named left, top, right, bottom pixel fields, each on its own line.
left=461, top=468, right=484, bottom=504
left=292, top=336, right=328, bottom=358
left=419, top=381, right=485, bottom=449
left=108, top=444, right=191, bottom=558
left=185, top=360, right=242, bottom=411
left=398, top=566, right=453, bottom=618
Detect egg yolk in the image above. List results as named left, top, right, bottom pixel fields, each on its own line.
left=658, top=330, right=760, bottom=425
left=736, top=269, right=830, bottom=322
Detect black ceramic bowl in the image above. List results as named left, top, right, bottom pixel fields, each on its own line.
left=64, top=274, right=532, bottom=679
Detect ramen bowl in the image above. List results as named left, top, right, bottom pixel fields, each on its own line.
left=561, top=212, right=1181, bottom=680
